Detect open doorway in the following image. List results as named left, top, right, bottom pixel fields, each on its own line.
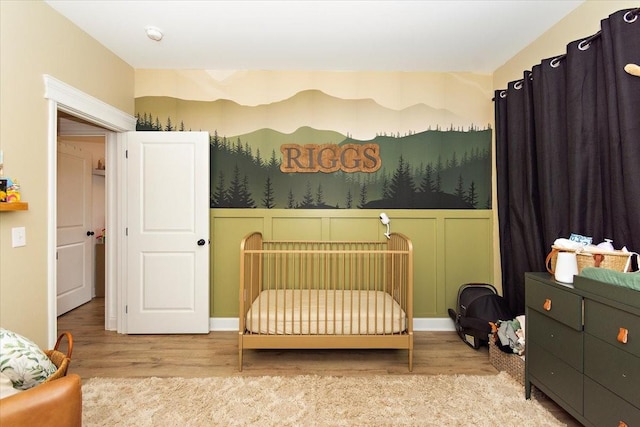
left=56, top=119, right=107, bottom=323
left=56, top=114, right=110, bottom=330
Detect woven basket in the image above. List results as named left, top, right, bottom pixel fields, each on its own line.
left=43, top=331, right=73, bottom=383
left=546, top=246, right=632, bottom=275
left=489, top=335, right=524, bottom=386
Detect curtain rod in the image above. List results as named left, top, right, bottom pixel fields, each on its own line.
left=550, top=8, right=638, bottom=68
left=492, top=7, right=639, bottom=101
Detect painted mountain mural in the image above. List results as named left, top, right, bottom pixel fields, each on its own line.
left=135, top=90, right=491, bottom=209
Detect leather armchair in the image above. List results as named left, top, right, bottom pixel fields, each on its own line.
left=0, top=374, right=82, bottom=427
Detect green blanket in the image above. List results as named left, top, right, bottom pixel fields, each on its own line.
left=580, top=267, right=640, bottom=291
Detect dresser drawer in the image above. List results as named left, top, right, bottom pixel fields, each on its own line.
left=584, top=299, right=640, bottom=357
left=528, top=341, right=583, bottom=414
left=528, top=309, right=582, bottom=371
left=584, top=376, right=640, bottom=426
left=585, top=334, right=640, bottom=407
left=526, top=277, right=582, bottom=330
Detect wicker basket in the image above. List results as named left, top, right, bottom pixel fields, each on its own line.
left=43, top=331, right=73, bottom=383
left=489, top=335, right=524, bottom=386
left=546, top=246, right=632, bottom=275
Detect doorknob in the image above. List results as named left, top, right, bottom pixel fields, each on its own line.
left=197, top=239, right=206, bottom=246
left=87, top=231, right=95, bottom=236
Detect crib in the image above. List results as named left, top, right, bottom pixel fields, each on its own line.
left=238, top=232, right=414, bottom=371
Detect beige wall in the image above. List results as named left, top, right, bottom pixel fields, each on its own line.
left=493, top=0, right=638, bottom=88
left=0, top=1, right=134, bottom=347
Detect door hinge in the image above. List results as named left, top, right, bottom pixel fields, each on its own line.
left=125, top=227, right=128, bottom=236
left=125, top=149, right=128, bottom=159
left=125, top=305, right=128, bottom=314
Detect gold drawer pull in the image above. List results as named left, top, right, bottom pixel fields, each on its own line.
left=617, top=327, right=628, bottom=344
left=543, top=299, right=552, bottom=311
left=618, top=421, right=628, bottom=427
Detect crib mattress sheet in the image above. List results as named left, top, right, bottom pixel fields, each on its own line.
left=245, top=289, right=407, bottom=334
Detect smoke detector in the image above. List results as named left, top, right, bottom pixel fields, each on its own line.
left=145, top=26, right=163, bottom=42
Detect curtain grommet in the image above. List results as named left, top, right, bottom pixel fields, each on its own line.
left=500, top=90, right=507, bottom=99
left=550, top=57, right=562, bottom=68
left=624, top=10, right=638, bottom=23
left=514, top=81, right=523, bottom=90
left=578, top=40, right=591, bottom=51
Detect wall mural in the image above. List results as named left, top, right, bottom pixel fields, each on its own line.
left=135, top=71, right=492, bottom=209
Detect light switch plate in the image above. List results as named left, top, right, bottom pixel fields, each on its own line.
left=12, top=227, right=26, bottom=248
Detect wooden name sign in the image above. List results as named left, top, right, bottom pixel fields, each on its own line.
left=280, top=143, right=382, bottom=173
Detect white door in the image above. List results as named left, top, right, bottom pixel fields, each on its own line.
left=56, top=142, right=93, bottom=315
left=125, top=131, right=210, bottom=333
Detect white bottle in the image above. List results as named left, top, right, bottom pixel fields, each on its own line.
left=596, top=239, right=614, bottom=251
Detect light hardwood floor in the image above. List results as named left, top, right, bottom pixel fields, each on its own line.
left=58, top=298, right=581, bottom=426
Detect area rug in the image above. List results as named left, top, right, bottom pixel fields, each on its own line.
left=82, top=372, right=564, bottom=426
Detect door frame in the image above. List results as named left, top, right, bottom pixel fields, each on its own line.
left=44, top=75, right=136, bottom=346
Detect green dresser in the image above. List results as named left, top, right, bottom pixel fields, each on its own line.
left=525, top=273, right=640, bottom=426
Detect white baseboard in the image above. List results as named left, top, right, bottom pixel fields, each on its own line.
left=413, top=318, right=456, bottom=331
left=210, top=318, right=238, bottom=331
left=210, top=318, right=456, bottom=332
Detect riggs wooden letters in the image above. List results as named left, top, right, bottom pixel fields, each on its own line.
left=280, top=143, right=381, bottom=173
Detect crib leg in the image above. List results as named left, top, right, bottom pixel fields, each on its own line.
left=238, top=332, right=244, bottom=372
left=408, top=348, right=413, bottom=372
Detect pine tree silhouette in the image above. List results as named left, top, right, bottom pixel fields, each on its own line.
left=223, top=165, right=255, bottom=208
left=300, top=182, right=315, bottom=208
left=136, top=112, right=158, bottom=131
left=316, top=183, right=324, bottom=206
left=227, top=165, right=245, bottom=207
left=420, top=164, right=435, bottom=193
left=450, top=151, right=458, bottom=168
left=345, top=188, right=353, bottom=209
left=434, top=155, right=443, bottom=192
left=358, top=184, right=367, bottom=208
left=287, top=189, right=296, bottom=209
left=268, top=149, right=280, bottom=171
left=455, top=174, right=465, bottom=199
left=262, top=176, right=275, bottom=208
left=466, top=181, right=478, bottom=208
left=241, top=175, right=255, bottom=208
left=381, top=174, right=391, bottom=200
left=210, top=131, right=221, bottom=149
left=211, top=171, right=228, bottom=207
left=388, top=155, right=417, bottom=206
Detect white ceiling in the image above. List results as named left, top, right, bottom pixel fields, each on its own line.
left=45, top=0, right=585, bottom=73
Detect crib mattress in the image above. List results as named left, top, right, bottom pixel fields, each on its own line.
left=245, top=289, right=407, bottom=335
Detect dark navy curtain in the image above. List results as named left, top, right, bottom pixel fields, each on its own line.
left=495, top=8, right=640, bottom=315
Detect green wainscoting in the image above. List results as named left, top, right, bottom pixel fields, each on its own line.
left=210, top=209, right=493, bottom=318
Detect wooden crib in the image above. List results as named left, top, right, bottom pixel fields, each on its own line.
left=238, top=232, right=414, bottom=371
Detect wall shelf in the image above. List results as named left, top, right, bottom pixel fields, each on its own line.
left=93, top=169, right=105, bottom=176
left=0, top=202, right=28, bottom=211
